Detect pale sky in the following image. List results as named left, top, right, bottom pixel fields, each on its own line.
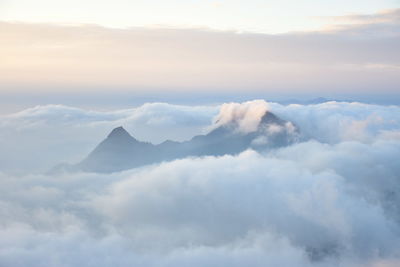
left=1, top=0, right=400, bottom=33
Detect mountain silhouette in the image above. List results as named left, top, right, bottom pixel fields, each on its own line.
left=54, top=111, right=299, bottom=173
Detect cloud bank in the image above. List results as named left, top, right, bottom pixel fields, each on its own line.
left=0, top=103, right=218, bottom=173
left=1, top=100, right=398, bottom=173
left=1, top=9, right=400, bottom=94
left=0, top=100, right=400, bottom=266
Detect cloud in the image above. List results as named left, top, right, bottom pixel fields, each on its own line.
left=89, top=143, right=400, bottom=256
left=1, top=11, right=400, bottom=94
left=327, top=8, right=400, bottom=27
left=269, top=101, right=400, bottom=144
left=1, top=140, right=400, bottom=266
left=0, top=100, right=400, bottom=266
left=2, top=100, right=399, bottom=174
left=1, top=100, right=399, bottom=174
left=0, top=103, right=218, bottom=173
left=211, top=100, right=269, bottom=133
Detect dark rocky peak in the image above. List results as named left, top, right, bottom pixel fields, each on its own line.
left=260, top=111, right=285, bottom=126
left=106, top=126, right=137, bottom=142
left=108, top=126, right=131, bottom=138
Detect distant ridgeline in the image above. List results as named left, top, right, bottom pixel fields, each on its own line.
left=53, top=111, right=300, bottom=173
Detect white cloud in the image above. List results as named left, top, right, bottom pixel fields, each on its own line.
left=269, top=101, right=400, bottom=144
left=1, top=138, right=400, bottom=266
left=210, top=100, right=269, bottom=133
left=0, top=100, right=400, bottom=266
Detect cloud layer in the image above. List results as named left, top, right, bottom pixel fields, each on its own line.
left=0, top=103, right=218, bottom=173
left=0, top=100, right=400, bottom=266
left=1, top=100, right=399, bottom=173
left=1, top=9, right=400, bottom=94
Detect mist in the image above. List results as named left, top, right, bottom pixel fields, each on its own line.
left=0, top=100, right=400, bottom=266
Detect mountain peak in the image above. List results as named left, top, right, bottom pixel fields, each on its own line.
left=260, top=111, right=283, bottom=125
left=107, top=126, right=132, bottom=139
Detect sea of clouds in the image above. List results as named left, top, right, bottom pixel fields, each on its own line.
left=0, top=100, right=400, bottom=266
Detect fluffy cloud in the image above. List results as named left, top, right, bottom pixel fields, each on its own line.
left=269, top=101, right=400, bottom=144
left=211, top=100, right=269, bottom=133
left=0, top=100, right=400, bottom=266
left=0, top=141, right=400, bottom=266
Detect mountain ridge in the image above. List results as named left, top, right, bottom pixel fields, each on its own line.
left=53, top=110, right=300, bottom=173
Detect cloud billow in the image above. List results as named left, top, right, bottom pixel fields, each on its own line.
left=0, top=100, right=400, bottom=266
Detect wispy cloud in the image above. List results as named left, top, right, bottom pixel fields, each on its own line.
left=1, top=9, right=399, bottom=95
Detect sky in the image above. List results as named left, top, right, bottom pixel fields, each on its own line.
left=1, top=2, right=400, bottom=265
left=0, top=1, right=399, bottom=112
left=2, top=0, right=400, bottom=33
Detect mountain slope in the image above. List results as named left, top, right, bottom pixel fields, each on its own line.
left=76, top=127, right=157, bottom=172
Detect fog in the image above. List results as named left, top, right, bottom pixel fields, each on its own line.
left=0, top=100, right=399, bottom=266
